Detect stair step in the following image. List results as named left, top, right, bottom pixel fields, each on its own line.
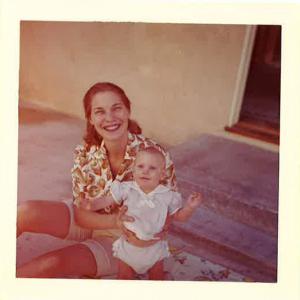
left=170, top=207, right=277, bottom=282
left=169, top=134, right=279, bottom=235
left=177, top=180, right=278, bottom=236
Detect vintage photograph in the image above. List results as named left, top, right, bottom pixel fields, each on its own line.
left=16, top=21, right=280, bottom=282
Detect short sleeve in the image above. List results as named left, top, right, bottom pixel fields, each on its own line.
left=71, top=144, right=89, bottom=207
left=168, top=192, right=183, bottom=215
left=110, top=181, right=128, bottom=205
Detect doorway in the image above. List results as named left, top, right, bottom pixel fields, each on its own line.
left=226, top=25, right=281, bottom=145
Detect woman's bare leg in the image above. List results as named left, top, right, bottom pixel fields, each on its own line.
left=148, top=260, right=164, bottom=280
left=17, top=200, right=70, bottom=238
left=16, top=243, right=97, bottom=278
left=117, top=259, right=135, bottom=280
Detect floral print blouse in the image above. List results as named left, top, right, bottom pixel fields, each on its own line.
left=71, top=132, right=177, bottom=213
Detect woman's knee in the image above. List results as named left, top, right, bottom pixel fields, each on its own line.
left=18, top=200, right=41, bottom=220
left=17, top=201, right=38, bottom=234
left=17, top=200, right=70, bottom=238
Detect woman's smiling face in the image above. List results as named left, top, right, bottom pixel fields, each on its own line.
left=89, top=91, right=130, bottom=143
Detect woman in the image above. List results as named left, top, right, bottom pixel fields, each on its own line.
left=17, top=82, right=177, bottom=278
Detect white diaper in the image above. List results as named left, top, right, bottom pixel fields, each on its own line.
left=112, top=236, right=170, bottom=274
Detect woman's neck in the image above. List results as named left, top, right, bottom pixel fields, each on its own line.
left=104, top=133, right=128, bottom=179
left=105, top=133, right=128, bottom=159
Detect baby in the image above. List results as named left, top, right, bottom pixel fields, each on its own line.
left=84, top=146, right=202, bottom=280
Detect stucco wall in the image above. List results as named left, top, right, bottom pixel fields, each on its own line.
left=19, top=21, right=246, bottom=146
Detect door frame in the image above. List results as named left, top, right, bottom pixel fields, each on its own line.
left=228, top=25, right=257, bottom=127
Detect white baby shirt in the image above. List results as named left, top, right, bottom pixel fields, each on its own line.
left=110, top=180, right=182, bottom=240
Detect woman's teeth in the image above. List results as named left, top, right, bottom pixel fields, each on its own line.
left=103, top=124, right=120, bottom=131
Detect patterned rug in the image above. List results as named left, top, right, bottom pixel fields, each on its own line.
left=163, top=247, right=251, bottom=281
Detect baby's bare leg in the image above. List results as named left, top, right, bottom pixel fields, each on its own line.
left=117, top=259, right=135, bottom=280
left=148, top=260, right=164, bottom=280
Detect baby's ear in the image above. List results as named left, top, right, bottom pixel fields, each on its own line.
left=160, top=169, right=166, bottom=181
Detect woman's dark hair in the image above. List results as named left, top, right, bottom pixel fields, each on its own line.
left=83, top=82, right=142, bottom=147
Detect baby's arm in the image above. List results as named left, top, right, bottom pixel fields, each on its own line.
left=173, top=192, right=202, bottom=222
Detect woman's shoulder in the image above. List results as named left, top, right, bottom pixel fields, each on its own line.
left=73, top=143, right=105, bottom=165
left=73, top=143, right=90, bottom=158
left=74, top=143, right=86, bottom=152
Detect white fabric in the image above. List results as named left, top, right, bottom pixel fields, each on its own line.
left=62, top=199, right=93, bottom=241
left=81, top=237, right=118, bottom=277
left=111, top=181, right=182, bottom=273
left=111, top=181, right=183, bottom=241
left=112, top=235, right=170, bottom=274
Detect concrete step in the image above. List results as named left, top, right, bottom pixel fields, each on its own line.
left=169, top=134, right=279, bottom=236
left=177, top=180, right=278, bottom=237
left=170, top=207, right=278, bottom=282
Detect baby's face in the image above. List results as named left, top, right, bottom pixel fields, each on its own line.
left=133, top=151, right=165, bottom=193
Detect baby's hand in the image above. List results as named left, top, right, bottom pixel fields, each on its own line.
left=187, top=192, right=203, bottom=209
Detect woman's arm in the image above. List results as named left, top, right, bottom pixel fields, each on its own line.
left=125, top=231, right=161, bottom=247
left=74, top=205, right=117, bottom=230
left=74, top=204, right=163, bottom=247
left=74, top=204, right=133, bottom=230
left=78, top=195, right=115, bottom=211
left=116, top=207, right=166, bottom=248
